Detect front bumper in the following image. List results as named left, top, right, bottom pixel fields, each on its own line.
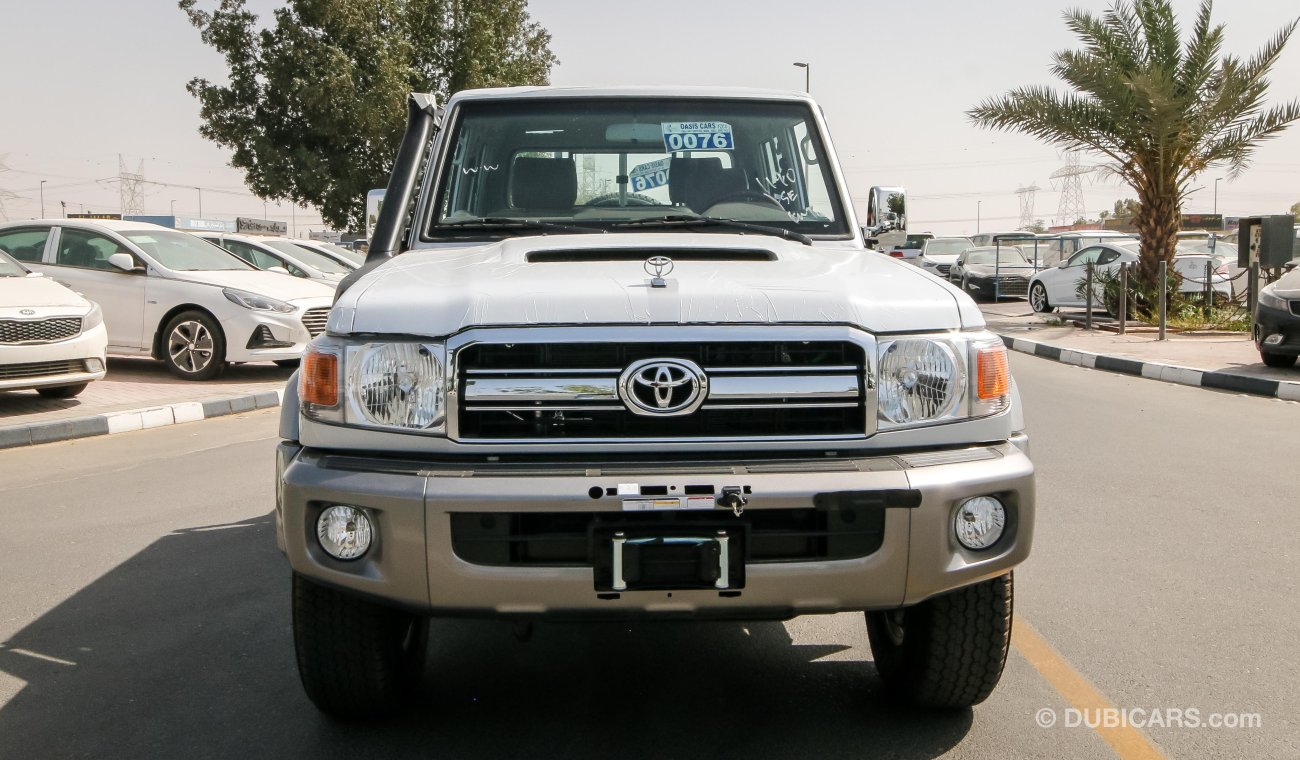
left=1254, top=300, right=1300, bottom=356
left=276, top=440, right=1035, bottom=618
left=0, top=322, right=108, bottom=391
left=221, top=300, right=327, bottom=363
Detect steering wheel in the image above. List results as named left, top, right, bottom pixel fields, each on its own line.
left=585, top=192, right=660, bottom=207
left=703, top=189, right=786, bottom=211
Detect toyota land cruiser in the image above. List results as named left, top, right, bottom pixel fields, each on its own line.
left=276, top=87, right=1034, bottom=717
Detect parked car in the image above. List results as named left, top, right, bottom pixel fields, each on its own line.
left=289, top=239, right=364, bottom=268
left=1028, top=240, right=1231, bottom=313
left=968, top=232, right=1033, bottom=248
left=915, top=236, right=974, bottom=278
left=197, top=232, right=351, bottom=284
left=1033, top=230, right=1137, bottom=268
left=0, top=248, right=107, bottom=398
left=887, top=232, right=933, bottom=261
left=0, top=220, right=334, bottom=380
left=1253, top=264, right=1300, bottom=367
left=949, top=246, right=1035, bottom=301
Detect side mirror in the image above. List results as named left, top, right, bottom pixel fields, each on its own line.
left=107, top=252, right=136, bottom=272
left=268, top=266, right=291, bottom=275
left=865, top=237, right=879, bottom=249
left=1057, top=260, right=1069, bottom=269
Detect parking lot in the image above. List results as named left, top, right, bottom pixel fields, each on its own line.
left=2, top=353, right=1296, bottom=759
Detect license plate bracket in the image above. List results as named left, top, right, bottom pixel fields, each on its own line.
left=593, top=527, right=745, bottom=592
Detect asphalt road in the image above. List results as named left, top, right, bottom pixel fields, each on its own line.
left=1, top=355, right=1296, bottom=759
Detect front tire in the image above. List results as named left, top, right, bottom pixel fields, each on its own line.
left=1261, top=351, right=1297, bottom=369
left=866, top=573, right=1013, bottom=708
left=292, top=573, right=429, bottom=718
left=162, top=310, right=226, bottom=381
left=36, top=383, right=88, bottom=399
left=1029, top=282, right=1052, bottom=313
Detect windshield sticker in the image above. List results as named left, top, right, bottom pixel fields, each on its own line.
left=628, top=158, right=672, bottom=192
left=661, top=121, right=734, bottom=152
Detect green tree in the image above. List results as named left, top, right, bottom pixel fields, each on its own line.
left=1113, top=198, right=1140, bottom=219
left=969, top=0, right=1300, bottom=286
left=1291, top=201, right=1300, bottom=217
left=180, top=0, right=557, bottom=231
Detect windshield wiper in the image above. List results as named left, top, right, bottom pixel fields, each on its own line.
left=441, top=218, right=603, bottom=236
left=612, top=215, right=813, bottom=246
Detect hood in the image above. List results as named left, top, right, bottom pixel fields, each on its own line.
left=163, top=269, right=336, bottom=302
left=1270, top=266, right=1300, bottom=299
left=333, top=233, right=979, bottom=336
left=967, top=262, right=1036, bottom=276
left=922, top=253, right=962, bottom=264
left=0, top=273, right=91, bottom=312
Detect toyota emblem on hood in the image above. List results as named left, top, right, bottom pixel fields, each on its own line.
left=618, top=358, right=708, bottom=416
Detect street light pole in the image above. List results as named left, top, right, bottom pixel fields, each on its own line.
left=40, top=180, right=46, bottom=218
left=196, top=187, right=203, bottom=217
left=1213, top=177, right=1222, bottom=216
left=170, top=199, right=177, bottom=217
left=792, top=61, right=809, bottom=93
left=977, top=200, right=982, bottom=234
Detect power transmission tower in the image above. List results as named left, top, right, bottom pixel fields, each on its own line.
left=0, top=155, right=18, bottom=220
left=118, top=154, right=146, bottom=216
left=1049, top=151, right=1093, bottom=225
left=1015, top=182, right=1039, bottom=230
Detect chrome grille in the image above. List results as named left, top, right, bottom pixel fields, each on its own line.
left=936, top=264, right=952, bottom=276
left=996, top=276, right=1029, bottom=297
left=0, top=359, right=86, bottom=380
left=301, top=307, right=330, bottom=337
left=0, top=317, right=81, bottom=344
left=455, top=339, right=868, bottom=441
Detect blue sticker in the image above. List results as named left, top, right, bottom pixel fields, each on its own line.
left=661, top=121, right=735, bottom=152
left=628, top=157, right=672, bottom=192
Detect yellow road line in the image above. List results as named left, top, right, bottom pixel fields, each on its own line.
left=1012, top=614, right=1167, bottom=760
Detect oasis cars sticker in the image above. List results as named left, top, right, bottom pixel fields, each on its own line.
left=628, top=157, right=672, bottom=192
left=661, top=121, right=734, bottom=152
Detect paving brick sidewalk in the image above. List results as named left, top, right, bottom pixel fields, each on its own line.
left=0, top=357, right=293, bottom=447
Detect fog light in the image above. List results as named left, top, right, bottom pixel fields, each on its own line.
left=85, top=358, right=104, bottom=372
left=954, top=496, right=1006, bottom=550
left=316, top=505, right=372, bottom=560
left=1263, top=334, right=1284, bottom=346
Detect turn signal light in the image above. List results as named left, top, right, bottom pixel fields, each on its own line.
left=976, top=346, right=1009, bottom=400
left=301, top=349, right=339, bottom=407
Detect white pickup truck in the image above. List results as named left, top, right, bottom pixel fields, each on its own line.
left=276, top=87, right=1035, bottom=717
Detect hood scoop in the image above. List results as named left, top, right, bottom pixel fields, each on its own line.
left=526, top=248, right=777, bottom=263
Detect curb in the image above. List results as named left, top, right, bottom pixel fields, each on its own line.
left=0, top=389, right=283, bottom=450
left=995, top=332, right=1300, bottom=402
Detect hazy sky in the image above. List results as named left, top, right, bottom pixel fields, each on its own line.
left=1, top=0, right=1297, bottom=235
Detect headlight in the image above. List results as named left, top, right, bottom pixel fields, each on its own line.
left=223, top=287, right=296, bottom=313
left=1258, top=287, right=1288, bottom=310
left=349, top=342, right=445, bottom=430
left=303, top=341, right=447, bottom=433
left=876, top=334, right=1009, bottom=429
left=82, top=302, right=103, bottom=330
left=878, top=339, right=961, bottom=424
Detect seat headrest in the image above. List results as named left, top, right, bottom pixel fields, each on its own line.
left=511, top=157, right=578, bottom=210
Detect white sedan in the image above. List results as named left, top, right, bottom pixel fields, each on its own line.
left=0, top=220, right=334, bottom=380
left=0, top=249, right=107, bottom=398
left=197, top=232, right=351, bottom=284
left=1029, top=240, right=1233, bottom=313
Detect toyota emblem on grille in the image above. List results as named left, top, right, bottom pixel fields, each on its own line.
left=618, top=358, right=708, bottom=417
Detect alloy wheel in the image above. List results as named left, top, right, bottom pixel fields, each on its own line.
left=168, top=320, right=214, bottom=374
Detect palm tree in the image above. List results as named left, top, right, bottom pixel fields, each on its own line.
left=969, top=0, right=1300, bottom=286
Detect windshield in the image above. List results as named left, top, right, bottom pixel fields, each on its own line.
left=121, top=230, right=253, bottom=271
left=902, top=234, right=931, bottom=249
left=427, top=98, right=848, bottom=238
left=312, top=242, right=365, bottom=266
left=968, top=249, right=1029, bottom=266
left=0, top=249, right=28, bottom=276
left=263, top=239, right=351, bottom=274
left=925, top=239, right=971, bottom=256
